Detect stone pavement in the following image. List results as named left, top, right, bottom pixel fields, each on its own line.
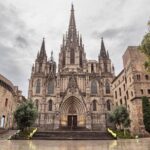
left=0, top=138, right=150, bottom=150
left=0, top=130, right=17, bottom=140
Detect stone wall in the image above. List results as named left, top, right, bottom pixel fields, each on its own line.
left=112, top=46, right=150, bottom=135
left=0, top=74, right=23, bottom=129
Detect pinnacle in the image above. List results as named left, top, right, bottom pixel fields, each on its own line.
left=39, top=38, right=47, bottom=59
left=100, top=37, right=107, bottom=58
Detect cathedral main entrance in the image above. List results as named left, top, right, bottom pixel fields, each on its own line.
left=60, top=96, right=86, bottom=129
left=68, top=115, right=77, bottom=129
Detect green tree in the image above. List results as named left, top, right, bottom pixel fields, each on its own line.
left=139, top=20, right=150, bottom=71
left=142, top=96, right=150, bottom=133
left=109, top=106, right=130, bottom=130
left=14, top=100, right=38, bottom=131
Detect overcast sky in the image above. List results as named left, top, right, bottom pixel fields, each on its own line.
left=0, top=0, right=150, bottom=97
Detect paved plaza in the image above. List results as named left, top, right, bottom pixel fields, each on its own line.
left=0, top=138, right=150, bottom=150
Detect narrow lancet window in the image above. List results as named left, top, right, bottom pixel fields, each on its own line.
left=48, top=100, right=52, bottom=111
left=36, top=79, right=41, bottom=94
left=105, top=81, right=110, bottom=94
left=70, top=48, right=75, bottom=64
left=48, top=80, right=54, bottom=94
left=91, top=80, right=97, bottom=94
left=92, top=100, right=97, bottom=111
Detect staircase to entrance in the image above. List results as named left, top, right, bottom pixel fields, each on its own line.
left=32, top=127, right=114, bottom=140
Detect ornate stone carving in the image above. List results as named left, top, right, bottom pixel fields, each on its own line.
left=68, top=75, right=77, bottom=93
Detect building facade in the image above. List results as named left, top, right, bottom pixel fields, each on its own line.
left=112, top=46, right=150, bottom=135
left=0, top=74, right=24, bottom=129
left=28, top=5, right=115, bottom=131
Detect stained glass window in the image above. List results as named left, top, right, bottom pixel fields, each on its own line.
left=93, top=100, right=97, bottom=111
left=36, top=79, right=40, bottom=94
left=63, top=51, right=66, bottom=66
left=70, top=48, right=75, bottom=64
left=48, top=100, right=52, bottom=111
left=105, top=81, right=110, bottom=94
left=106, top=100, right=111, bottom=111
left=91, top=80, right=97, bottom=94
left=80, top=50, right=82, bottom=67
left=48, top=80, right=54, bottom=94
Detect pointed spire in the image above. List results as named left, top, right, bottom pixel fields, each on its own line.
left=70, top=4, right=75, bottom=27
left=107, top=50, right=109, bottom=58
left=71, top=3, right=74, bottom=10
left=32, top=64, right=34, bottom=71
left=39, top=38, right=47, bottom=59
left=63, top=35, right=65, bottom=46
left=37, top=51, right=40, bottom=58
left=68, top=4, right=77, bottom=39
left=100, top=37, right=107, bottom=58
left=80, top=35, right=82, bottom=46
left=112, top=64, right=115, bottom=75
left=77, top=32, right=79, bottom=44
left=50, top=51, right=54, bottom=61
left=41, top=38, right=45, bottom=52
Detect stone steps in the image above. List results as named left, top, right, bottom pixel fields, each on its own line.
left=32, top=131, right=114, bottom=140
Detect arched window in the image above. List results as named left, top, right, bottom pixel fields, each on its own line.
left=48, top=80, right=54, bottom=94
left=70, top=48, right=75, bottom=64
left=124, top=96, right=127, bottom=107
left=5, top=99, right=8, bottom=107
left=137, top=74, right=141, bottom=81
left=48, top=100, right=52, bottom=111
left=36, top=79, right=40, bottom=94
left=0, top=115, right=5, bottom=128
left=145, top=75, right=149, bottom=80
left=35, top=99, right=39, bottom=110
left=92, top=100, right=97, bottom=111
left=106, top=100, right=111, bottom=111
left=115, top=91, right=117, bottom=99
left=104, top=62, right=107, bottom=72
left=63, top=51, right=66, bottom=66
left=119, top=88, right=121, bottom=96
left=80, top=50, right=82, bottom=67
left=39, top=63, right=42, bottom=72
left=105, top=81, right=110, bottom=94
left=91, top=64, right=94, bottom=72
left=91, top=80, right=97, bottom=94
left=120, top=99, right=122, bottom=105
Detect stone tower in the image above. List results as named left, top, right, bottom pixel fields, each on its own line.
left=58, top=5, right=86, bottom=73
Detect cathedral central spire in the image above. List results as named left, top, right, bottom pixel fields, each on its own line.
left=68, top=4, right=77, bottom=40
left=59, top=4, right=86, bottom=71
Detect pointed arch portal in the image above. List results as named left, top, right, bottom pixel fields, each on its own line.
left=60, top=96, right=86, bottom=128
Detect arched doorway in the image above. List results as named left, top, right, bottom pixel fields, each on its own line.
left=0, top=115, right=5, bottom=128
left=68, top=107, right=77, bottom=129
left=60, top=96, right=86, bottom=129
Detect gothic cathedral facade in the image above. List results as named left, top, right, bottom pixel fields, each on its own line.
left=28, top=5, right=115, bottom=131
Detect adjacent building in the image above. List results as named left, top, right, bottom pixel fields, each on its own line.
left=0, top=74, right=24, bottom=129
left=112, top=46, right=150, bottom=135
